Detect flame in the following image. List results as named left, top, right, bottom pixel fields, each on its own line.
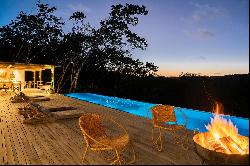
left=198, top=102, right=249, bottom=155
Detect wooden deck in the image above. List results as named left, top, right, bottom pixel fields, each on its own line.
left=0, top=92, right=203, bottom=165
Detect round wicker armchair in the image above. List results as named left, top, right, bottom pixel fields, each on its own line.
left=79, top=113, right=136, bottom=165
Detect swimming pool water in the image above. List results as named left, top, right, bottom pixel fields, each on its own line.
left=65, top=93, right=249, bottom=137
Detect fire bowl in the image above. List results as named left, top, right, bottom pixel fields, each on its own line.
left=193, top=132, right=249, bottom=165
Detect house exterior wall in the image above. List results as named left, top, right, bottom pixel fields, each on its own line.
left=13, top=69, right=25, bottom=82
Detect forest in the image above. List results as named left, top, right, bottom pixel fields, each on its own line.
left=66, top=70, right=249, bottom=118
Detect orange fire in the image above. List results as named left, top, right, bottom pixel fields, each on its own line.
left=198, top=102, right=249, bottom=155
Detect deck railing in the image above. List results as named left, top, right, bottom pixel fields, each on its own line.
left=0, top=80, right=51, bottom=92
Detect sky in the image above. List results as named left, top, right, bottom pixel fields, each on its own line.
left=0, top=0, right=249, bottom=77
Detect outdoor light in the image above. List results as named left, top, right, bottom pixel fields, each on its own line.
left=13, top=70, right=18, bottom=77
left=0, top=68, right=6, bottom=77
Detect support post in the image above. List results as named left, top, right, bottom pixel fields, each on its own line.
left=51, top=65, right=55, bottom=90
left=33, top=70, right=36, bottom=88
left=39, top=70, right=42, bottom=81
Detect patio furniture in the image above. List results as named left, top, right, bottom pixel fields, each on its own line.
left=0, top=87, right=9, bottom=92
left=39, top=84, right=50, bottom=91
left=0, top=82, right=9, bottom=92
left=150, top=105, right=189, bottom=151
left=17, top=99, right=82, bottom=124
left=0, top=81, right=11, bottom=92
left=10, top=92, right=30, bottom=103
left=18, top=101, right=56, bottom=124
left=79, top=113, right=136, bottom=165
left=10, top=92, right=50, bottom=103
left=37, top=81, right=43, bottom=89
left=11, top=81, right=22, bottom=91
left=27, top=81, right=33, bottom=88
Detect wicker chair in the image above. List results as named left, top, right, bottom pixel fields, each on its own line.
left=150, top=105, right=189, bottom=151
left=79, top=113, right=136, bottom=165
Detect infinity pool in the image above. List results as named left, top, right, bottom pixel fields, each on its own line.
left=65, top=93, right=249, bottom=136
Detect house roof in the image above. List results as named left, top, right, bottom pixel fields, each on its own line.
left=0, top=62, right=54, bottom=70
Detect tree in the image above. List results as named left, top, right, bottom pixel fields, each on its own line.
left=55, top=11, right=94, bottom=93
left=91, top=4, right=158, bottom=76
left=0, top=2, right=64, bottom=64
left=55, top=3, right=158, bottom=92
left=179, top=72, right=201, bottom=77
left=0, top=2, right=158, bottom=93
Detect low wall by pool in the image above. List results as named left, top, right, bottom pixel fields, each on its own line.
left=65, top=93, right=249, bottom=137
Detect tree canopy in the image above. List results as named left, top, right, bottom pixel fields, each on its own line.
left=0, top=3, right=64, bottom=64
left=0, top=1, right=158, bottom=92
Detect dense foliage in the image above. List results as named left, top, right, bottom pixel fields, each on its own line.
left=0, top=3, right=64, bottom=63
left=0, top=2, right=158, bottom=93
left=74, top=72, right=249, bottom=118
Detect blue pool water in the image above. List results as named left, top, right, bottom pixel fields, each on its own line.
left=65, top=93, right=249, bottom=137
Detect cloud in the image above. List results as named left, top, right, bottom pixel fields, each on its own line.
left=192, top=14, right=201, bottom=22
left=198, top=28, right=215, bottom=37
left=190, top=2, right=227, bottom=23
left=67, top=4, right=92, bottom=13
left=56, top=3, right=92, bottom=19
left=213, top=72, right=222, bottom=75
left=183, top=28, right=215, bottom=38
left=197, top=56, right=206, bottom=60
left=181, top=2, right=222, bottom=38
left=54, top=3, right=92, bottom=32
left=192, top=55, right=207, bottom=61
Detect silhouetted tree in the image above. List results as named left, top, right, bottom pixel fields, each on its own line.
left=92, top=4, right=158, bottom=77
left=0, top=2, right=158, bottom=93
left=54, top=3, right=158, bottom=92
left=0, top=2, right=64, bottom=64
left=179, top=72, right=201, bottom=77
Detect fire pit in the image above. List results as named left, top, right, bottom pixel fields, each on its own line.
left=193, top=102, right=249, bottom=165
left=193, top=132, right=249, bottom=165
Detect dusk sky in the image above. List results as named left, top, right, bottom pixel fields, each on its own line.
left=0, top=0, right=249, bottom=76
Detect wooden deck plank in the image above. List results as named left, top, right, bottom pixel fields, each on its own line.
left=28, top=125, right=60, bottom=164
left=14, top=101, right=58, bottom=164
left=6, top=98, right=48, bottom=164
left=36, top=124, right=76, bottom=164
left=9, top=106, right=30, bottom=164
left=24, top=125, right=53, bottom=164
left=0, top=93, right=206, bottom=165
left=11, top=113, right=42, bottom=164
left=46, top=123, right=82, bottom=163
left=1, top=109, right=16, bottom=165
left=0, top=100, right=18, bottom=165
left=5, top=111, right=28, bottom=164
left=0, top=112, right=8, bottom=165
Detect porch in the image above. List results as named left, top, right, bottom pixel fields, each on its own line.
left=0, top=62, right=54, bottom=92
